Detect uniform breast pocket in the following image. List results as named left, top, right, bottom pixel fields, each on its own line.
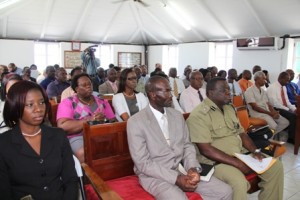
left=211, top=123, right=226, bottom=138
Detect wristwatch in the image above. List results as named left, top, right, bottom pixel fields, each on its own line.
left=194, top=167, right=202, bottom=174
left=253, top=148, right=261, bottom=154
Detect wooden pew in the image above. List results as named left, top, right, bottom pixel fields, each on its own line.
left=82, top=111, right=284, bottom=199
left=82, top=120, right=202, bottom=200
left=295, top=95, right=300, bottom=155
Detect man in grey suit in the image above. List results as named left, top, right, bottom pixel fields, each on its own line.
left=98, top=68, right=118, bottom=95
left=127, top=76, right=232, bottom=200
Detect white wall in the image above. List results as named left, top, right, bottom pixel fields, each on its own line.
left=0, top=39, right=294, bottom=82
left=232, top=40, right=290, bottom=83
left=148, top=45, right=163, bottom=74
left=0, top=39, right=34, bottom=69
left=178, top=42, right=211, bottom=76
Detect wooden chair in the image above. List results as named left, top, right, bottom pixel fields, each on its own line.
left=82, top=121, right=202, bottom=200
left=294, top=95, right=300, bottom=155
left=48, top=101, right=59, bottom=127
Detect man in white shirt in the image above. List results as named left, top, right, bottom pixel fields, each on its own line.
left=168, top=68, right=185, bottom=99
left=267, top=72, right=296, bottom=143
left=227, top=68, right=242, bottom=96
left=244, top=71, right=289, bottom=135
left=180, top=71, right=206, bottom=113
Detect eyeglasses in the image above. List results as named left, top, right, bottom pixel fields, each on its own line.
left=127, top=77, right=137, bottom=81
left=155, top=89, right=173, bottom=94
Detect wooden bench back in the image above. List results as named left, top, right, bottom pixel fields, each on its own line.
left=83, top=121, right=134, bottom=181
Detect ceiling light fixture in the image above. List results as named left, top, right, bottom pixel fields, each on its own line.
left=0, top=0, right=22, bottom=10
left=165, top=2, right=193, bottom=31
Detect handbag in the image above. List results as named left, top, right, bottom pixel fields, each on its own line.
left=247, top=125, right=274, bottom=155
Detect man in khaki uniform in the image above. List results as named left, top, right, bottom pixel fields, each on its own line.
left=186, top=77, right=284, bottom=200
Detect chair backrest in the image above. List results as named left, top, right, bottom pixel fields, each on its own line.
left=48, top=101, right=58, bottom=127
left=83, top=121, right=133, bottom=181
left=236, top=106, right=251, bottom=131
left=232, top=95, right=245, bottom=107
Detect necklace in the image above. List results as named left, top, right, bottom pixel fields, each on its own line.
left=22, top=128, right=41, bottom=137
left=79, top=96, right=93, bottom=106
left=123, top=92, right=135, bottom=98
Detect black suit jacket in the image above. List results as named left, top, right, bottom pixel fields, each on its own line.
left=0, top=124, right=78, bottom=200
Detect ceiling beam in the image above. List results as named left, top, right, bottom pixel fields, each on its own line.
left=144, top=29, right=162, bottom=44
left=195, top=0, right=232, bottom=39
left=242, top=0, right=270, bottom=36
left=138, top=4, right=181, bottom=43
left=129, top=1, right=147, bottom=44
left=0, top=0, right=35, bottom=19
left=72, top=0, right=94, bottom=40
left=2, top=16, right=7, bottom=37
left=127, top=28, right=140, bottom=43
left=40, top=0, right=56, bottom=39
left=102, top=2, right=125, bottom=42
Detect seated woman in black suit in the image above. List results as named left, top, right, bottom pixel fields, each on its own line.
left=0, top=81, right=78, bottom=200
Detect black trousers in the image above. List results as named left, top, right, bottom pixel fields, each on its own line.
left=275, top=108, right=296, bottom=140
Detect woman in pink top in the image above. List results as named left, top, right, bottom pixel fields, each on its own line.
left=57, top=73, right=116, bottom=163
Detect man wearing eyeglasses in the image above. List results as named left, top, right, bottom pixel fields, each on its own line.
left=127, top=76, right=232, bottom=200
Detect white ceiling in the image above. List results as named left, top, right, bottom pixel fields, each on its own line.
left=0, top=0, right=300, bottom=45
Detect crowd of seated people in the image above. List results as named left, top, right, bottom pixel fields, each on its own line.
left=0, top=61, right=299, bottom=199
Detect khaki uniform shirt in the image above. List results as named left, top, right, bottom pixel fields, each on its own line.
left=186, top=98, right=244, bottom=165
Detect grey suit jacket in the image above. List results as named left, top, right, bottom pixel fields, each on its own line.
left=98, top=81, right=117, bottom=95
left=127, top=105, right=200, bottom=192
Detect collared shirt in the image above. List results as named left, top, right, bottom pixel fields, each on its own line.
left=179, top=86, right=206, bottom=113
left=46, top=80, right=70, bottom=98
left=169, top=77, right=185, bottom=96
left=40, top=77, right=55, bottom=90
left=228, top=80, right=242, bottom=96
left=149, top=105, right=168, bottom=141
left=186, top=98, right=244, bottom=165
left=267, top=81, right=296, bottom=111
left=286, top=82, right=300, bottom=105
left=108, top=80, right=118, bottom=93
left=238, top=78, right=253, bottom=92
left=244, top=85, right=270, bottom=116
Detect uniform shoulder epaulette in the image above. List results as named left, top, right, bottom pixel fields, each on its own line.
left=198, top=103, right=211, bottom=114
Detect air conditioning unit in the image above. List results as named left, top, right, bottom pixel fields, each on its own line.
left=237, top=37, right=278, bottom=50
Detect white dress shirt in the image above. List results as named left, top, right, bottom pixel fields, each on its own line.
left=179, top=86, right=206, bottom=113
left=266, top=81, right=296, bottom=111
left=228, top=80, right=242, bottom=96
left=169, top=77, right=185, bottom=96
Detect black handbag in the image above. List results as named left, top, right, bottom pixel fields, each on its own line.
left=247, top=125, right=274, bottom=155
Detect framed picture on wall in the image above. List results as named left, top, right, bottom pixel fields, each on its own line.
left=118, top=52, right=141, bottom=68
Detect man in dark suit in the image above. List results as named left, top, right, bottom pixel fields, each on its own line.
left=127, top=76, right=232, bottom=200
left=91, top=67, right=105, bottom=92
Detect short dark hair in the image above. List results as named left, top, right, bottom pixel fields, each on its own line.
left=70, top=66, right=83, bottom=77
left=145, top=76, right=168, bottom=98
left=4, top=81, right=49, bottom=127
left=0, top=73, right=22, bottom=101
left=117, top=68, right=138, bottom=93
left=206, top=77, right=226, bottom=96
left=71, top=73, right=91, bottom=92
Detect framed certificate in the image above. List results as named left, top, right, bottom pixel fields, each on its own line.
left=71, top=42, right=81, bottom=51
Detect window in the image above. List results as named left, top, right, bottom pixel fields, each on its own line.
left=293, top=40, right=300, bottom=78
left=99, top=45, right=112, bottom=69
left=34, top=42, right=60, bottom=71
left=162, top=45, right=178, bottom=74
left=214, top=42, right=233, bottom=71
